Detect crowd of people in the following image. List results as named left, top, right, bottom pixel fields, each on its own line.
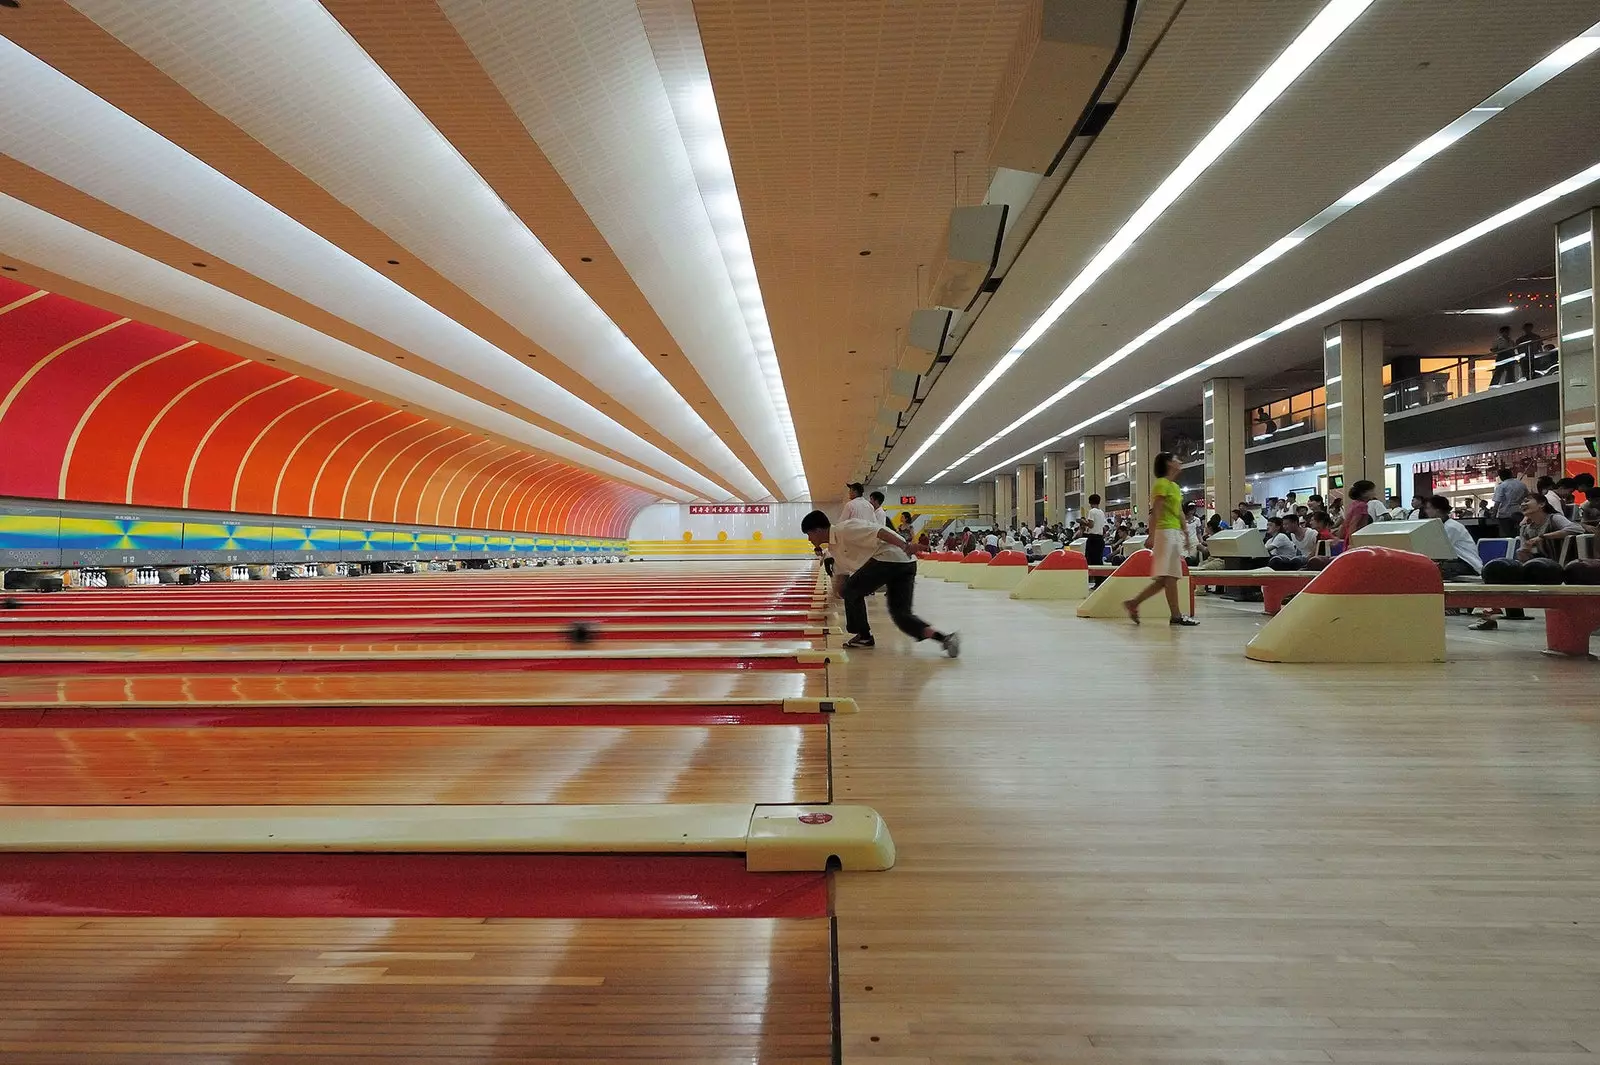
left=818, top=469, right=1596, bottom=644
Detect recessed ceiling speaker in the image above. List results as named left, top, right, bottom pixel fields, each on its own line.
left=908, top=307, right=955, bottom=357
left=930, top=204, right=1009, bottom=310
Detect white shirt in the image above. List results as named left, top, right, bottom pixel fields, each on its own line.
left=1293, top=527, right=1319, bottom=558
left=829, top=519, right=910, bottom=573
left=983, top=532, right=999, bottom=548
left=1265, top=531, right=1302, bottom=560
left=841, top=497, right=874, bottom=522
left=1440, top=518, right=1483, bottom=573
left=873, top=507, right=889, bottom=528
left=1545, top=490, right=1564, bottom=513
left=1086, top=507, right=1107, bottom=535
left=1366, top=498, right=1389, bottom=522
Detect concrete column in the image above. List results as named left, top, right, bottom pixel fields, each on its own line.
left=1042, top=452, right=1070, bottom=525
left=1078, top=436, right=1108, bottom=509
left=1203, top=377, right=1247, bottom=517
left=1127, top=412, right=1163, bottom=521
left=977, top=481, right=996, bottom=526
left=1323, top=319, right=1385, bottom=492
left=994, top=475, right=1015, bottom=532
left=1015, top=463, right=1037, bottom=530
left=1555, top=210, right=1597, bottom=482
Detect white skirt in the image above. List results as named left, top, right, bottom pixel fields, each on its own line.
left=1149, top=527, right=1184, bottom=578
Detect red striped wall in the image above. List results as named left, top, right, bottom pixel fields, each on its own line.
left=0, top=279, right=653, bottom=538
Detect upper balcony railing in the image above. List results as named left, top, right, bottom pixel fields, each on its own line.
left=1383, top=339, right=1558, bottom=416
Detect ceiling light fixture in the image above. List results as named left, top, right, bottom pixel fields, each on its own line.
left=889, top=0, right=1376, bottom=482
left=970, top=158, right=1600, bottom=480
left=933, top=17, right=1600, bottom=480
left=1441, top=306, right=1520, bottom=314
left=663, top=68, right=809, bottom=500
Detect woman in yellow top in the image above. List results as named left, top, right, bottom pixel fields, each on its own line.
left=1123, top=451, right=1199, bottom=626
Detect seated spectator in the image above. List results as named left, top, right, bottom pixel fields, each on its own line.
left=1306, top=493, right=1326, bottom=517
left=1576, top=472, right=1599, bottom=533
left=1285, top=513, right=1318, bottom=559
left=1516, top=496, right=1579, bottom=561
left=1310, top=511, right=1336, bottom=545
left=1553, top=478, right=1577, bottom=516
left=1426, top=494, right=1481, bottom=579
left=1536, top=475, right=1562, bottom=514
left=1263, top=516, right=1306, bottom=570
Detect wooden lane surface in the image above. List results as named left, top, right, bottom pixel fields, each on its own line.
left=0, top=916, right=833, bottom=1064
left=0, top=639, right=826, bottom=663
left=0, top=670, right=823, bottom=707
left=0, top=724, right=828, bottom=806
left=0, top=621, right=830, bottom=645
left=0, top=608, right=822, bottom=627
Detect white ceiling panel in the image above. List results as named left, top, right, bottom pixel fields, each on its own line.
left=0, top=31, right=728, bottom=501
left=64, top=0, right=767, bottom=501
left=885, top=0, right=1600, bottom=483
left=0, top=192, right=689, bottom=500
left=438, top=0, right=809, bottom=501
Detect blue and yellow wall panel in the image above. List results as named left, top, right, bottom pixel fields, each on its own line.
left=340, top=528, right=383, bottom=553
left=461, top=533, right=485, bottom=553
left=182, top=522, right=274, bottom=552
left=512, top=535, right=537, bottom=553
left=273, top=525, right=344, bottom=554
left=393, top=529, right=421, bottom=552
left=58, top=517, right=183, bottom=551
left=485, top=534, right=512, bottom=553
left=0, top=513, right=61, bottom=551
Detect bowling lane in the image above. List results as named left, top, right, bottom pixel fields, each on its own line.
left=0, top=916, right=833, bottom=1065
left=0, top=620, right=830, bottom=646
left=0, top=640, right=835, bottom=677
left=0, top=670, right=823, bottom=707
left=0, top=724, right=828, bottom=805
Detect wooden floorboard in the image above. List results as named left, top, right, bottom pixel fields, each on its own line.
left=830, top=582, right=1600, bottom=1064
left=0, top=916, right=833, bottom=1064
left=0, top=670, right=823, bottom=707
left=0, top=725, right=827, bottom=806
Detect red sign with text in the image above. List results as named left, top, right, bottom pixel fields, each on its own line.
left=899, top=495, right=916, bottom=505
left=689, top=505, right=770, bottom=515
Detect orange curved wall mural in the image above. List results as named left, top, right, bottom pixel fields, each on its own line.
left=0, top=279, right=653, bottom=538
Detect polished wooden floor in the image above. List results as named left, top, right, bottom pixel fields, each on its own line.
left=0, top=724, right=827, bottom=806
left=0, top=670, right=822, bottom=707
left=0, top=917, right=833, bottom=1064
left=830, top=580, right=1600, bottom=1063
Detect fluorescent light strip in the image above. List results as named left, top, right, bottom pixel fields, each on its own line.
left=68, top=0, right=766, bottom=499
left=969, top=159, right=1600, bottom=480
left=658, top=46, right=810, bottom=501
left=1442, top=306, right=1519, bottom=314
left=1564, top=327, right=1596, bottom=342
left=1559, top=230, right=1594, bottom=252
left=930, top=17, right=1600, bottom=480
left=0, top=35, right=730, bottom=501
left=1561, top=287, right=1594, bottom=303
left=0, top=192, right=690, bottom=500
left=888, top=0, right=1376, bottom=481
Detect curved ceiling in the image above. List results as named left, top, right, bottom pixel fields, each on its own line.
left=0, top=278, right=653, bottom=539
left=0, top=0, right=823, bottom=503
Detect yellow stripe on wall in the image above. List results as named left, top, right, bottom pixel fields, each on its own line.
left=627, top=538, right=814, bottom=557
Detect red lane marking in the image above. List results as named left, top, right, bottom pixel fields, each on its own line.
left=0, top=628, right=816, bottom=646
left=1, top=656, right=820, bottom=676
left=4, top=704, right=801, bottom=728
left=0, top=853, right=830, bottom=918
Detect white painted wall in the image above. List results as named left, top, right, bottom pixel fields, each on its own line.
left=629, top=502, right=817, bottom=542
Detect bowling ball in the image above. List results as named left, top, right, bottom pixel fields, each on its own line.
left=565, top=621, right=598, bottom=645
left=1563, top=559, right=1600, bottom=585
left=1481, top=558, right=1524, bottom=584
left=2, top=597, right=21, bottom=609
left=1522, top=557, right=1564, bottom=584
